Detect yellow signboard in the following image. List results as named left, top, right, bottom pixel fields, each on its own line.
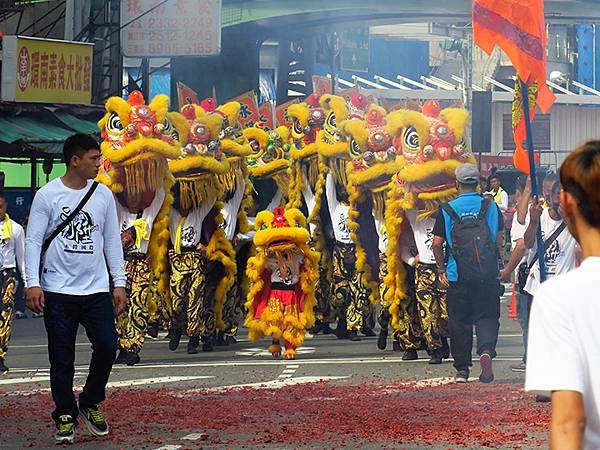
left=1, top=36, right=94, bottom=104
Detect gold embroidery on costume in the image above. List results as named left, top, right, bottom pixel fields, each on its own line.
left=0, top=270, right=17, bottom=359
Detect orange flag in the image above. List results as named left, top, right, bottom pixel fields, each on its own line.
left=473, top=0, right=555, bottom=173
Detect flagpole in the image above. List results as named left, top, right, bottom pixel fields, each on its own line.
left=520, top=79, right=547, bottom=282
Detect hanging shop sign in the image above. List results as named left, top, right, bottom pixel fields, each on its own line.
left=1, top=36, right=93, bottom=104
left=121, top=0, right=221, bottom=57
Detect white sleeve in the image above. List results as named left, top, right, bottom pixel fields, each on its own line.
left=399, top=220, right=417, bottom=264
left=499, top=190, right=508, bottom=213
left=301, top=171, right=317, bottom=217
left=142, top=187, right=166, bottom=226
left=266, top=189, right=283, bottom=212
left=222, top=178, right=246, bottom=239
left=103, top=192, right=127, bottom=288
left=325, top=172, right=339, bottom=221
left=24, top=190, right=50, bottom=288
left=525, top=281, right=585, bottom=395
left=14, top=224, right=27, bottom=287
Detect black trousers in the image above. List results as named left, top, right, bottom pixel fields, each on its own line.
left=446, top=280, right=500, bottom=371
left=43, top=291, right=118, bottom=423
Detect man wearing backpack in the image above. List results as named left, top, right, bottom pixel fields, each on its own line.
left=432, top=163, right=504, bottom=384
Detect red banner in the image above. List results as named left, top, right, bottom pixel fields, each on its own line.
left=230, top=90, right=260, bottom=128
left=275, top=98, right=300, bottom=127
left=176, top=81, right=199, bottom=109
left=258, top=100, right=275, bottom=130
left=312, top=75, right=332, bottom=95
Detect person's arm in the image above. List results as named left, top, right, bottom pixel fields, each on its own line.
left=301, top=170, right=317, bottom=217
left=524, top=199, right=544, bottom=249
left=500, top=239, right=525, bottom=282
left=14, top=225, right=27, bottom=287
left=549, top=391, right=586, bottom=450
left=24, top=191, right=49, bottom=289
left=432, top=211, right=448, bottom=287
left=495, top=204, right=504, bottom=252
left=517, top=177, right=531, bottom=225
left=104, top=193, right=127, bottom=315
left=24, top=191, right=50, bottom=313
left=325, top=172, right=338, bottom=218
left=498, top=189, right=508, bottom=213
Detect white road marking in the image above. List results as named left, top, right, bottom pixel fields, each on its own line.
left=181, top=432, right=208, bottom=440
left=10, top=337, right=248, bottom=350
left=8, top=354, right=526, bottom=373
left=155, top=446, right=182, bottom=450
left=0, top=376, right=49, bottom=385
left=278, top=374, right=292, bottom=378
left=5, top=376, right=214, bottom=395
left=179, top=375, right=350, bottom=394
left=235, top=346, right=316, bottom=357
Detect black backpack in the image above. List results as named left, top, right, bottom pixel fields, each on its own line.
left=441, top=197, right=499, bottom=283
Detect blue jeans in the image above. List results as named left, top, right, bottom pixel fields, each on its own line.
left=43, top=291, right=118, bottom=423
left=515, top=291, right=533, bottom=362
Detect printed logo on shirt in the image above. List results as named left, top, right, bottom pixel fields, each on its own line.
left=182, top=226, right=197, bottom=246
left=425, top=227, right=434, bottom=253
left=60, top=207, right=98, bottom=254
left=0, top=239, right=6, bottom=249
left=544, top=239, right=562, bottom=276
left=338, top=212, right=351, bottom=238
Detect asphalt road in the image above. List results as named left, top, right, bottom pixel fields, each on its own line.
left=0, top=289, right=550, bottom=449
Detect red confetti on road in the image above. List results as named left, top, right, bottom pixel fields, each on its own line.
left=1, top=379, right=549, bottom=448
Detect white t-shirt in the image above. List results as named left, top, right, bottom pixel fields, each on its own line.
left=266, top=251, right=303, bottom=285
left=372, top=216, right=388, bottom=254
left=301, top=170, right=317, bottom=235
left=0, top=217, right=26, bottom=284
left=325, top=172, right=352, bottom=244
left=115, top=187, right=165, bottom=254
left=169, top=196, right=216, bottom=249
left=25, top=178, right=126, bottom=294
left=525, top=257, right=600, bottom=449
left=406, top=210, right=436, bottom=265
left=510, top=210, right=530, bottom=267
left=524, top=209, right=577, bottom=296
left=221, top=178, right=246, bottom=241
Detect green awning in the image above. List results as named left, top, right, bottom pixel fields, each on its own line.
left=53, top=111, right=100, bottom=135
left=0, top=108, right=100, bottom=158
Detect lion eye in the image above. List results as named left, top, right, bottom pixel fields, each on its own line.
left=402, top=127, right=420, bottom=153
left=107, top=113, right=124, bottom=134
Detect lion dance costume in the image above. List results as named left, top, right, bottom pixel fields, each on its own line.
left=384, top=100, right=474, bottom=361
left=286, top=94, right=334, bottom=334
left=244, top=207, right=319, bottom=360
left=97, top=91, right=178, bottom=365
left=166, top=103, right=236, bottom=353
left=316, top=93, right=374, bottom=340
left=214, top=101, right=254, bottom=345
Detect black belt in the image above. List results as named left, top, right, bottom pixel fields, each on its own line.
left=271, top=282, right=296, bottom=291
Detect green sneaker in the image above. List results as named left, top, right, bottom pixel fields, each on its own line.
left=79, top=405, right=109, bottom=436
left=54, top=415, right=75, bottom=445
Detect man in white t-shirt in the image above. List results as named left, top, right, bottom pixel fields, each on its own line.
left=0, top=190, right=26, bottom=375
left=25, top=134, right=126, bottom=445
left=523, top=181, right=578, bottom=298
left=526, top=141, right=600, bottom=449
left=499, top=175, right=530, bottom=372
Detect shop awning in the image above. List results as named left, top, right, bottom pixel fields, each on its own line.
left=0, top=103, right=102, bottom=159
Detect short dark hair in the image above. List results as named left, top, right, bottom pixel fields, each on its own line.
left=489, top=173, right=500, bottom=182
left=63, top=134, right=100, bottom=168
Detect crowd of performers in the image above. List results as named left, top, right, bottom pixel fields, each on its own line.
left=0, top=89, right=474, bottom=368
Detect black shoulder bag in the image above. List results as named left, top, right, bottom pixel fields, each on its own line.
left=41, top=181, right=99, bottom=256
left=517, top=220, right=567, bottom=293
